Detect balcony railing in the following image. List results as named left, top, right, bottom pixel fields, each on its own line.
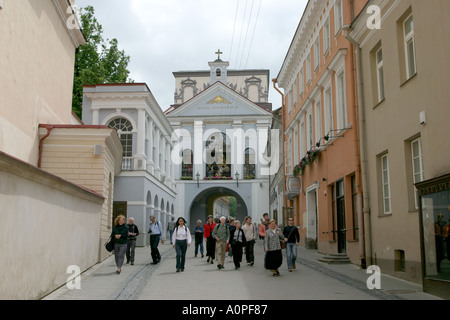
left=122, top=157, right=134, bottom=171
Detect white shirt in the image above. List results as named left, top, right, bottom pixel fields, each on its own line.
left=172, top=225, right=192, bottom=244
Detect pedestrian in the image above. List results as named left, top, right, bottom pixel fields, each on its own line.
left=204, top=215, right=216, bottom=264
left=112, top=215, right=128, bottom=274
left=194, top=220, right=204, bottom=258
left=229, top=220, right=246, bottom=269
left=242, top=216, right=257, bottom=266
left=172, top=217, right=191, bottom=272
left=212, top=216, right=230, bottom=270
left=148, top=215, right=164, bottom=265
left=167, top=216, right=176, bottom=245
left=126, top=217, right=140, bottom=265
left=283, top=217, right=300, bottom=272
left=258, top=213, right=270, bottom=247
left=227, top=217, right=236, bottom=260
left=264, top=219, right=285, bottom=277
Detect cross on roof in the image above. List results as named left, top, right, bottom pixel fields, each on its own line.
left=215, top=49, right=223, bottom=60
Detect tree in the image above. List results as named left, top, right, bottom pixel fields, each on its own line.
left=72, top=6, right=133, bottom=118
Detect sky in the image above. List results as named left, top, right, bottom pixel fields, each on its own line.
left=75, top=0, right=308, bottom=111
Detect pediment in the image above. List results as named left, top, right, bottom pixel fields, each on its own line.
left=166, top=82, right=271, bottom=118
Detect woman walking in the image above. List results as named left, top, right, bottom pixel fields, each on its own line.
left=112, top=215, right=128, bottom=274
left=204, top=215, right=216, bottom=264
left=172, top=217, right=192, bottom=272
left=229, top=220, right=246, bottom=269
left=264, top=219, right=285, bottom=277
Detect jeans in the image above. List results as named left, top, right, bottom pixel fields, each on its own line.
left=150, top=234, right=161, bottom=262
left=195, top=240, right=204, bottom=256
left=169, top=229, right=174, bottom=244
left=245, top=240, right=255, bottom=263
left=175, top=239, right=188, bottom=270
left=286, top=242, right=297, bottom=269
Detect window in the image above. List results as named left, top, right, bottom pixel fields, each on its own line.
left=335, top=0, right=343, bottom=35
left=306, top=53, right=311, bottom=84
left=411, top=138, right=424, bottom=208
left=336, top=71, right=347, bottom=129
left=293, top=80, right=298, bottom=106
left=181, top=149, right=193, bottom=178
left=300, top=120, right=306, bottom=159
left=324, top=18, right=331, bottom=54
left=205, top=132, right=231, bottom=178
left=286, top=135, right=293, bottom=174
left=244, top=148, right=256, bottom=179
left=381, top=154, right=391, bottom=214
left=287, top=90, right=292, bottom=115
left=293, top=128, right=299, bottom=166
left=404, top=14, right=416, bottom=79
left=299, top=67, right=304, bottom=96
left=307, top=110, right=313, bottom=151
left=314, top=38, right=320, bottom=70
left=324, top=86, right=334, bottom=137
left=314, top=97, right=322, bottom=146
left=108, top=118, right=133, bottom=158
left=376, top=47, right=385, bottom=102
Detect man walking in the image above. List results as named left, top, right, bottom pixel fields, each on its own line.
left=126, top=217, right=140, bottom=265
left=148, top=215, right=164, bottom=265
left=212, top=216, right=230, bottom=270
left=167, top=217, right=176, bottom=245
left=258, top=213, right=270, bottom=250
left=283, top=218, right=300, bottom=272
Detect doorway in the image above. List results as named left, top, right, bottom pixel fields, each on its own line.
left=113, top=202, right=127, bottom=226
left=336, top=180, right=346, bottom=253
left=306, top=187, right=318, bottom=249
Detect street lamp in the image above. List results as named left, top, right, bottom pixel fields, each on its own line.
left=235, top=172, right=240, bottom=187
left=196, top=172, right=200, bottom=188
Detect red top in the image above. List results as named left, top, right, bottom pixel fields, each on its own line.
left=204, top=222, right=216, bottom=239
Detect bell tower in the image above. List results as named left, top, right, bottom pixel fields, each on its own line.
left=209, top=49, right=229, bottom=85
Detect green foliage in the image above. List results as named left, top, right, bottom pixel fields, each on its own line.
left=72, top=6, right=133, bottom=118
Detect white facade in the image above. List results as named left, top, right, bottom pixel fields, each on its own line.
left=167, top=57, right=274, bottom=231
left=82, top=84, right=177, bottom=246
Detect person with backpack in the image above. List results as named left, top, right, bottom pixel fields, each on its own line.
left=172, top=217, right=192, bottom=272
left=212, top=216, right=230, bottom=270
left=204, top=215, right=216, bottom=264
left=148, top=215, right=164, bottom=265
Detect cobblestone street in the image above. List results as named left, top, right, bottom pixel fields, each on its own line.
left=44, top=240, right=440, bottom=301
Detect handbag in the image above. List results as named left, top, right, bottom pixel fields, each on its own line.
left=105, top=235, right=115, bottom=252
left=280, top=240, right=286, bottom=249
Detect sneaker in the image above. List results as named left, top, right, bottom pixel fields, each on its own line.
left=201, top=254, right=204, bottom=258
left=131, top=262, right=134, bottom=265
left=176, top=269, right=180, bottom=273
left=288, top=268, right=293, bottom=272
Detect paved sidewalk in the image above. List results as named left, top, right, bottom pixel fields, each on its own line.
left=43, top=240, right=442, bottom=300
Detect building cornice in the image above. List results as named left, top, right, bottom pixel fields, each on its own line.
left=51, top=0, right=86, bottom=48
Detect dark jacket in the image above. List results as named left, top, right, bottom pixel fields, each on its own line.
left=229, top=227, right=247, bottom=246
left=283, top=225, right=300, bottom=243
left=112, top=224, right=129, bottom=245
left=127, top=223, right=140, bottom=241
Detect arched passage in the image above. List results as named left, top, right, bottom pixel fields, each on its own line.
left=188, top=187, right=248, bottom=231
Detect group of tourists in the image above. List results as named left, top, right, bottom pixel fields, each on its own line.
left=109, top=213, right=300, bottom=277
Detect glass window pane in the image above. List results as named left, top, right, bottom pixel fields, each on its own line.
left=404, top=16, right=413, bottom=35
left=407, top=40, right=416, bottom=75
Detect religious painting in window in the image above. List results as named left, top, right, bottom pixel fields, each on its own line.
left=205, top=132, right=231, bottom=179
left=244, top=148, right=256, bottom=179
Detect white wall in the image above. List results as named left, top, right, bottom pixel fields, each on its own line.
left=0, top=154, right=104, bottom=300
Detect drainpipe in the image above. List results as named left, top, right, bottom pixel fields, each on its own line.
left=272, top=78, right=287, bottom=217
left=343, top=25, right=372, bottom=268
left=38, top=125, right=53, bottom=168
